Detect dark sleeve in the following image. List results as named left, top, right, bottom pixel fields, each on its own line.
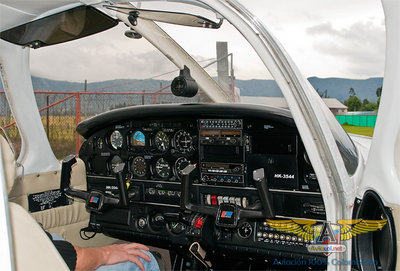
left=45, top=232, right=77, bottom=270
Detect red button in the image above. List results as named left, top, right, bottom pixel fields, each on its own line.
left=194, top=217, right=204, bottom=229
left=211, top=195, right=218, bottom=206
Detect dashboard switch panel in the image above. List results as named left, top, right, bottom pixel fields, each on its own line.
left=199, top=119, right=242, bottom=130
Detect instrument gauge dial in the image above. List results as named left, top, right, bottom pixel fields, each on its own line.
left=110, top=130, right=123, bottom=150
left=131, top=156, right=146, bottom=177
left=154, top=131, right=170, bottom=152
left=174, top=157, right=189, bottom=179
left=174, top=130, right=193, bottom=153
left=168, top=222, right=186, bottom=234
left=110, top=155, right=124, bottom=172
left=154, top=158, right=170, bottom=179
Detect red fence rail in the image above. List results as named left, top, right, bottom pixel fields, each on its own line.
left=0, top=85, right=213, bottom=158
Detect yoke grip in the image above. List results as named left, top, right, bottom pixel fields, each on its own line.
left=60, top=154, right=77, bottom=192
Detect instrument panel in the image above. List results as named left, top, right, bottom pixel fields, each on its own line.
left=77, top=104, right=327, bottom=268
left=83, top=119, right=198, bottom=183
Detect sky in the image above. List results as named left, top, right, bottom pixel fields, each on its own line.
left=29, top=0, right=385, bottom=83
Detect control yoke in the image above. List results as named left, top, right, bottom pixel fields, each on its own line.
left=180, top=164, right=275, bottom=228
left=253, top=168, right=275, bottom=217
left=60, top=154, right=128, bottom=213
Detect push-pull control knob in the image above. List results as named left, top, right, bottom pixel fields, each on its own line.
left=151, top=213, right=165, bottom=230
left=138, top=217, right=147, bottom=229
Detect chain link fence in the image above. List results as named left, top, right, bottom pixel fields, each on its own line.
left=0, top=92, right=21, bottom=155
left=1, top=89, right=211, bottom=159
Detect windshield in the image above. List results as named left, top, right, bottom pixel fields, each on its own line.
left=1, top=3, right=276, bottom=158
left=1, top=1, right=360, bottom=175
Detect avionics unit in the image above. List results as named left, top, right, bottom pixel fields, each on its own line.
left=198, top=119, right=245, bottom=186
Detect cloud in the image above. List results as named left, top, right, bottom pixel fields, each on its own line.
left=306, top=20, right=385, bottom=77
left=28, top=1, right=385, bottom=82
left=30, top=25, right=176, bottom=82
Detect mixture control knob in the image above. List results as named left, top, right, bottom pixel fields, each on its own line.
left=138, top=217, right=147, bottom=229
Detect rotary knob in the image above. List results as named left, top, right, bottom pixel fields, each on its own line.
left=237, top=222, right=253, bottom=239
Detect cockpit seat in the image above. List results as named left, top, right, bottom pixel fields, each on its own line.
left=1, top=134, right=69, bottom=270
left=8, top=202, right=69, bottom=270
left=0, top=133, right=17, bottom=195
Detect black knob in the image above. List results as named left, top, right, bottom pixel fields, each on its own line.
left=238, top=222, right=253, bottom=239
left=151, top=213, right=165, bottom=230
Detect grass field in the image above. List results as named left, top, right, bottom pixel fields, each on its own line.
left=1, top=115, right=77, bottom=159
left=342, top=124, right=374, bottom=137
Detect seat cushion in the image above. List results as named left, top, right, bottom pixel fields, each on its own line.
left=9, top=202, right=69, bottom=271
left=0, top=135, right=16, bottom=195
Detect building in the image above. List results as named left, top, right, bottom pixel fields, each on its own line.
left=240, top=96, right=348, bottom=115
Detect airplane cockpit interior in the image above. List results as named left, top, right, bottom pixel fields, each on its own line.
left=0, top=1, right=397, bottom=271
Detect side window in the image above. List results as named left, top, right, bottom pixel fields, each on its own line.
left=0, top=80, right=21, bottom=157
left=33, top=92, right=77, bottom=159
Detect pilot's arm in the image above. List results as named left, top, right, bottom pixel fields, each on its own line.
left=46, top=232, right=154, bottom=271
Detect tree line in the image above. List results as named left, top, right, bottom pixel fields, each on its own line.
left=343, top=87, right=381, bottom=112
left=318, top=87, right=382, bottom=112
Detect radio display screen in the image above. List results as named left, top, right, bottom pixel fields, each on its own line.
left=200, top=130, right=241, bottom=137
left=200, top=130, right=220, bottom=136
left=202, top=145, right=243, bottom=163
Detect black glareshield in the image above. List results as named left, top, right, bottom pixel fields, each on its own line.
left=171, top=66, right=198, bottom=97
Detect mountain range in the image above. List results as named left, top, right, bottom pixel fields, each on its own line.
left=1, top=76, right=383, bottom=103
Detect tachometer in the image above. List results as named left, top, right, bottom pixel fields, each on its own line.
left=110, top=130, right=123, bottom=150
left=110, top=155, right=124, bottom=172
left=154, top=158, right=170, bottom=179
left=154, top=131, right=170, bottom=152
left=131, top=156, right=146, bottom=177
left=174, top=130, right=193, bottom=153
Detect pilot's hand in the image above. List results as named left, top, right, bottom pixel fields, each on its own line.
left=74, top=243, right=151, bottom=271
